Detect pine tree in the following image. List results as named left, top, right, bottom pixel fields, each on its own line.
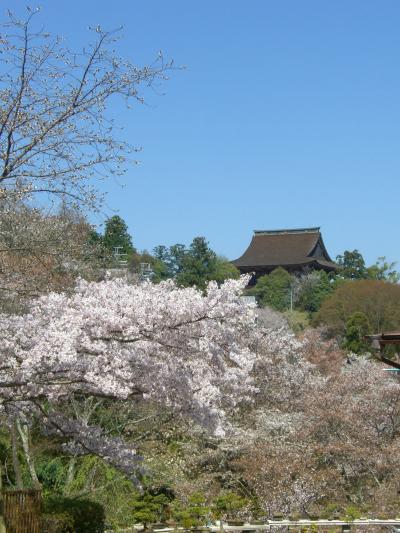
left=103, top=216, right=135, bottom=255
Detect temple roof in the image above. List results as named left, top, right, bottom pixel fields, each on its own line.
left=232, top=227, right=338, bottom=270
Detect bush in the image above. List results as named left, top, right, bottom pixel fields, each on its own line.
left=131, top=492, right=171, bottom=526
left=294, top=270, right=336, bottom=313
left=283, top=310, right=310, bottom=333
left=343, top=311, right=372, bottom=353
left=41, top=513, right=75, bottom=533
left=343, top=505, right=362, bottom=521
left=43, top=496, right=105, bottom=533
left=172, top=492, right=210, bottom=528
left=212, top=491, right=248, bottom=520
left=316, top=279, right=400, bottom=336
left=320, top=502, right=341, bottom=519
left=251, top=268, right=294, bottom=311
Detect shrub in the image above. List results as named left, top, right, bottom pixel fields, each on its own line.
left=316, top=279, right=400, bottom=336
left=283, top=310, right=310, bottom=333
left=343, top=505, right=362, bottom=521
left=131, top=492, right=171, bottom=526
left=343, top=311, right=372, bottom=353
left=294, top=270, right=335, bottom=313
left=172, top=492, right=210, bottom=528
left=43, top=496, right=105, bottom=533
left=320, top=502, right=341, bottom=519
left=212, top=492, right=249, bottom=520
left=251, top=268, right=294, bottom=311
left=41, top=513, right=74, bottom=533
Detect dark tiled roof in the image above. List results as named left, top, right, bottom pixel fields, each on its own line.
left=312, top=258, right=338, bottom=269
left=232, top=227, right=337, bottom=269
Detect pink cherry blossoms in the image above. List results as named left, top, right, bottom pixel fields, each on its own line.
left=0, top=276, right=258, bottom=474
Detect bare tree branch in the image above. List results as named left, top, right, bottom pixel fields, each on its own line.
left=0, top=10, right=173, bottom=208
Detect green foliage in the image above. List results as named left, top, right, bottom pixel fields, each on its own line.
left=43, top=496, right=105, bottom=533
left=336, top=250, right=367, bottom=280
left=336, top=250, right=399, bottom=283
left=295, top=271, right=336, bottom=312
left=0, top=432, right=11, bottom=465
left=87, top=228, right=104, bottom=247
left=41, top=512, right=75, bottom=533
left=320, top=502, right=341, bottom=519
left=153, top=237, right=239, bottom=289
left=84, top=228, right=112, bottom=267
left=172, top=492, right=210, bottom=528
left=251, top=268, right=294, bottom=311
left=343, top=311, right=372, bottom=353
left=212, top=492, right=248, bottom=519
left=168, top=244, right=187, bottom=275
left=103, top=215, right=135, bottom=256
left=128, top=250, right=164, bottom=280
left=211, top=257, right=240, bottom=284
left=153, top=244, right=186, bottom=280
left=36, top=456, right=68, bottom=493
left=58, top=455, right=140, bottom=527
left=149, top=258, right=170, bottom=281
left=131, top=491, right=172, bottom=525
left=316, top=279, right=400, bottom=335
left=342, top=505, right=362, bottom=521
left=366, top=256, right=400, bottom=283
left=89, top=215, right=136, bottom=268
left=176, top=237, right=218, bottom=290
left=283, top=310, right=310, bottom=333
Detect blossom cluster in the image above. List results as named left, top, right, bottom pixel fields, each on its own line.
left=0, top=276, right=258, bottom=472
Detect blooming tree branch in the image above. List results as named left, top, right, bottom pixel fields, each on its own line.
left=0, top=276, right=258, bottom=476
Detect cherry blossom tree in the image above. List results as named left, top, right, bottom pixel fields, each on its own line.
left=0, top=8, right=173, bottom=208
left=301, top=357, right=400, bottom=509
left=0, top=276, right=258, bottom=479
left=0, top=201, right=105, bottom=311
left=237, top=349, right=400, bottom=518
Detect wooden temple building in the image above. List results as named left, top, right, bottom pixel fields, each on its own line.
left=232, top=227, right=338, bottom=283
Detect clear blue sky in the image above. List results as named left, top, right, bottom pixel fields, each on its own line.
left=9, top=1, right=400, bottom=266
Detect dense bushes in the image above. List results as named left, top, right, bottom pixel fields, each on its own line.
left=251, top=268, right=337, bottom=313
left=43, top=496, right=105, bottom=533
left=343, top=311, right=372, bottom=353
left=131, top=491, right=172, bottom=526
left=316, top=279, right=400, bottom=335
left=250, top=267, right=293, bottom=311
left=41, top=512, right=75, bottom=533
left=293, top=270, right=335, bottom=312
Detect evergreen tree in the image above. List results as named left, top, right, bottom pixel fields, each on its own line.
left=176, top=237, right=217, bottom=290
left=343, top=311, right=372, bottom=353
left=103, top=216, right=135, bottom=255
left=153, top=238, right=239, bottom=289
left=153, top=244, right=186, bottom=278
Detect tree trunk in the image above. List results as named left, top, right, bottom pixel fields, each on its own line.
left=63, top=456, right=77, bottom=496
left=10, top=421, right=24, bottom=489
left=15, top=419, right=41, bottom=489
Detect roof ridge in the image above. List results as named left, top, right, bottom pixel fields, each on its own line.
left=253, top=227, right=320, bottom=235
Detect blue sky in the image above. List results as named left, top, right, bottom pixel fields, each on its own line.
left=9, top=1, right=400, bottom=266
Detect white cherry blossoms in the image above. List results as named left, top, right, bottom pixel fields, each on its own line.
left=0, top=276, right=259, bottom=473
